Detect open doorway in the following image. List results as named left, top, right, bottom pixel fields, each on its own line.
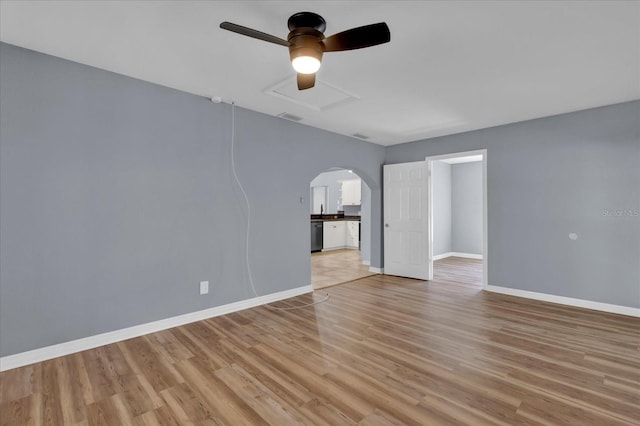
left=427, top=150, right=487, bottom=289
left=309, top=168, right=375, bottom=289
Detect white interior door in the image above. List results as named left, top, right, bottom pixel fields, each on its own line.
left=383, top=162, right=431, bottom=280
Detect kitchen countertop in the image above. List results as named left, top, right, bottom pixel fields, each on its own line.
left=311, top=215, right=360, bottom=222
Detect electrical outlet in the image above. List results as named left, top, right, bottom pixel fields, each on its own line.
left=199, top=281, right=209, bottom=295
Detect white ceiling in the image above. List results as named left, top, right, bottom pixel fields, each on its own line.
left=1, top=1, right=639, bottom=146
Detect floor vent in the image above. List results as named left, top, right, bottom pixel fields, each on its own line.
left=277, top=112, right=303, bottom=122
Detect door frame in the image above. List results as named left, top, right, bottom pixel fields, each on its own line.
left=426, top=149, right=488, bottom=288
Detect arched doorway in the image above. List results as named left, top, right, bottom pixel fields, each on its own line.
left=309, top=168, right=375, bottom=289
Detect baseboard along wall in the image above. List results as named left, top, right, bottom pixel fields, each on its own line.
left=485, top=285, right=640, bottom=318
left=433, top=252, right=483, bottom=261
left=0, top=285, right=313, bottom=372
left=4, top=279, right=636, bottom=372
left=429, top=253, right=637, bottom=317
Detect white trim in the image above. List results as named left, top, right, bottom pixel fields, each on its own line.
left=426, top=160, right=434, bottom=280
left=369, top=267, right=383, bottom=274
left=362, top=260, right=371, bottom=266
left=485, top=285, right=640, bottom=318
left=440, top=155, right=483, bottom=165
left=451, top=252, right=483, bottom=259
left=433, top=252, right=483, bottom=260
left=0, top=285, right=313, bottom=372
left=425, top=149, right=487, bottom=163
left=322, top=246, right=360, bottom=252
left=432, top=253, right=451, bottom=261
left=482, top=152, right=488, bottom=289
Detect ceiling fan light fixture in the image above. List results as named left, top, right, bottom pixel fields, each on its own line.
left=220, top=12, right=390, bottom=90
left=292, top=55, right=321, bottom=74
left=289, top=42, right=323, bottom=74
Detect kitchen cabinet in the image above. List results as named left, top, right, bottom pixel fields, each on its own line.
left=346, top=221, right=359, bottom=248
left=321, top=220, right=359, bottom=250
left=341, top=179, right=361, bottom=206
left=323, top=221, right=346, bottom=250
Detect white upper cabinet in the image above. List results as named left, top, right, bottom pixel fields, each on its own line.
left=341, top=179, right=361, bottom=206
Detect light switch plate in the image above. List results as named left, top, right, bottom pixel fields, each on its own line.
left=199, top=281, right=209, bottom=295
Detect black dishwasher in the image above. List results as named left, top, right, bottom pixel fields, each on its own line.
left=311, top=221, right=323, bottom=252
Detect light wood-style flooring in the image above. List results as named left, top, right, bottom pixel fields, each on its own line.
left=1, top=258, right=639, bottom=425
left=433, top=256, right=483, bottom=288
left=311, top=249, right=374, bottom=289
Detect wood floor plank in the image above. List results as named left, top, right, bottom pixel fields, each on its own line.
left=55, top=356, right=86, bottom=425
left=158, top=383, right=218, bottom=424
left=311, top=249, right=374, bottom=289
left=39, top=360, right=64, bottom=426
left=0, top=366, right=33, bottom=402
left=116, top=338, right=184, bottom=393
left=249, top=342, right=374, bottom=422
left=216, top=339, right=315, bottom=406
left=132, top=404, right=185, bottom=426
left=358, top=410, right=407, bottom=426
left=298, top=397, right=356, bottom=426
left=172, top=359, right=265, bottom=425
left=0, top=395, right=37, bottom=426
left=213, top=365, right=307, bottom=425
left=85, top=394, right=133, bottom=426
left=2, top=257, right=639, bottom=425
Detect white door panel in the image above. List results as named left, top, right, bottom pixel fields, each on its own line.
left=383, top=162, right=430, bottom=280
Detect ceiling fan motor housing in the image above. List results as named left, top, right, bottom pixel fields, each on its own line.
left=288, top=29, right=324, bottom=69
left=287, top=11, right=326, bottom=32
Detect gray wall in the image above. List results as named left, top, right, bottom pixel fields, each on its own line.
left=432, top=161, right=452, bottom=256
left=2, top=41, right=638, bottom=358
left=0, top=43, right=385, bottom=357
left=451, top=162, right=483, bottom=255
left=387, top=100, right=640, bottom=308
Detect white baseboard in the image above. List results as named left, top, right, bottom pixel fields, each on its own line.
left=0, top=285, right=313, bottom=372
left=369, top=267, right=383, bottom=274
left=432, top=252, right=452, bottom=260
left=362, top=260, right=370, bottom=266
left=322, top=246, right=359, bottom=252
left=433, top=252, right=483, bottom=260
left=453, top=252, right=483, bottom=259
left=485, top=285, right=640, bottom=318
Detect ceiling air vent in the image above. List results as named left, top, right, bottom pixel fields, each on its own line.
left=277, top=112, right=303, bottom=122
left=352, top=133, right=370, bottom=140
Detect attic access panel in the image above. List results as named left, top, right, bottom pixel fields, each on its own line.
left=265, top=76, right=359, bottom=111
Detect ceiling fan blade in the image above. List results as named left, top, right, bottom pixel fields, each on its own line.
left=297, top=73, right=316, bottom=90
left=220, top=22, right=289, bottom=47
left=322, top=22, right=390, bottom=52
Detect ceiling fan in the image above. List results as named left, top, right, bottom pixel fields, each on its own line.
left=220, top=12, right=390, bottom=90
